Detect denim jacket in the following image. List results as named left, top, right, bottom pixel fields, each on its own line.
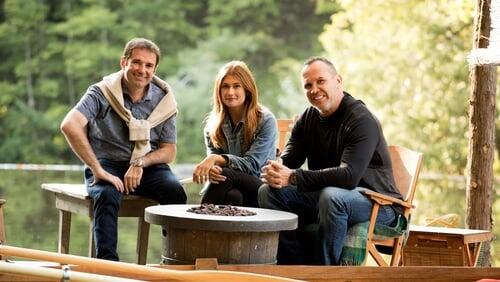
left=204, top=108, right=277, bottom=177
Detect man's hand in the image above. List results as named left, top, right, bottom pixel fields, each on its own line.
left=208, top=165, right=226, bottom=184
left=61, top=110, right=126, bottom=190
left=124, top=166, right=143, bottom=194
left=91, top=166, right=125, bottom=192
left=261, top=160, right=293, bottom=189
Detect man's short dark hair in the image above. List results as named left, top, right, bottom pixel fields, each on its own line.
left=303, top=56, right=338, bottom=75
left=122, top=38, right=161, bottom=66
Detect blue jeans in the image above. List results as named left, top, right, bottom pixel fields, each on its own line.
left=258, top=185, right=397, bottom=265
left=85, top=159, right=186, bottom=261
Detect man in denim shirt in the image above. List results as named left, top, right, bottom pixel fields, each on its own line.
left=60, top=38, right=186, bottom=261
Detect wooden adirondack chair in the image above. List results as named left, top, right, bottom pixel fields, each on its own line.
left=276, top=119, right=294, bottom=156
left=361, top=145, right=423, bottom=266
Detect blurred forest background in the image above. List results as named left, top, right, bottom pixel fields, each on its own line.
left=0, top=0, right=498, bottom=265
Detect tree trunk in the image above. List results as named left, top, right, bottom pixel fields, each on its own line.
left=466, top=0, right=496, bottom=266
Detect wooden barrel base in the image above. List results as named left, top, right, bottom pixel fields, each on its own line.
left=162, top=226, right=279, bottom=265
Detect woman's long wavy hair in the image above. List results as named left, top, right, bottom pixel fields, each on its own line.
left=206, top=61, right=263, bottom=151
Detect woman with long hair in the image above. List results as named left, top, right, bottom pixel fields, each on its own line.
left=193, top=61, right=277, bottom=207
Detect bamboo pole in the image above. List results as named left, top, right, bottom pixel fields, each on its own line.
left=0, top=261, right=144, bottom=282
left=0, top=245, right=301, bottom=282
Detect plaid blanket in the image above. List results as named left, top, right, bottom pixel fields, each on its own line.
left=339, top=214, right=408, bottom=265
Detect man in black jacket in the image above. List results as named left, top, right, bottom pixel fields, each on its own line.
left=259, top=57, right=402, bottom=265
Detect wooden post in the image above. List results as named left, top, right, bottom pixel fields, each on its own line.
left=466, top=0, right=497, bottom=266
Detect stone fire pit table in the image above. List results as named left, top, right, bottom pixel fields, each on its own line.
left=145, top=204, right=298, bottom=265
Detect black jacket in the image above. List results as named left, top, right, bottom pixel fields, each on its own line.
left=282, top=93, right=403, bottom=211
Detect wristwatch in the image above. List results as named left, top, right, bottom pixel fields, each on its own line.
left=289, top=170, right=297, bottom=186
left=130, top=157, right=145, bottom=168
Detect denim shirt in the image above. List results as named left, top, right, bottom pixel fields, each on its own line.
left=204, top=108, right=277, bottom=177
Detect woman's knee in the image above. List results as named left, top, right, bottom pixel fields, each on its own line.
left=220, top=167, right=238, bottom=181
left=200, top=180, right=231, bottom=204
left=225, top=189, right=243, bottom=206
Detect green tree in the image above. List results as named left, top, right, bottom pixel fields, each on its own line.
left=205, top=0, right=338, bottom=112
left=171, top=0, right=338, bottom=161
left=320, top=0, right=476, bottom=174
left=0, top=0, right=336, bottom=163
left=0, top=0, right=65, bottom=162
left=321, top=1, right=500, bottom=264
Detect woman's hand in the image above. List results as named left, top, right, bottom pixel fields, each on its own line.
left=193, top=155, right=217, bottom=184
left=209, top=165, right=226, bottom=184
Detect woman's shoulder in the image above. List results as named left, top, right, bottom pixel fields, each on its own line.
left=255, top=106, right=277, bottom=137
left=259, top=105, right=277, bottom=122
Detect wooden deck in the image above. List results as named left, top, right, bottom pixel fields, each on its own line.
left=0, top=246, right=498, bottom=282
left=161, top=264, right=500, bottom=282
left=0, top=262, right=499, bottom=282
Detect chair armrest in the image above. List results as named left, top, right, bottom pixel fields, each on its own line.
left=360, top=190, right=414, bottom=209
left=178, top=177, right=209, bottom=196
left=179, top=177, right=193, bottom=185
